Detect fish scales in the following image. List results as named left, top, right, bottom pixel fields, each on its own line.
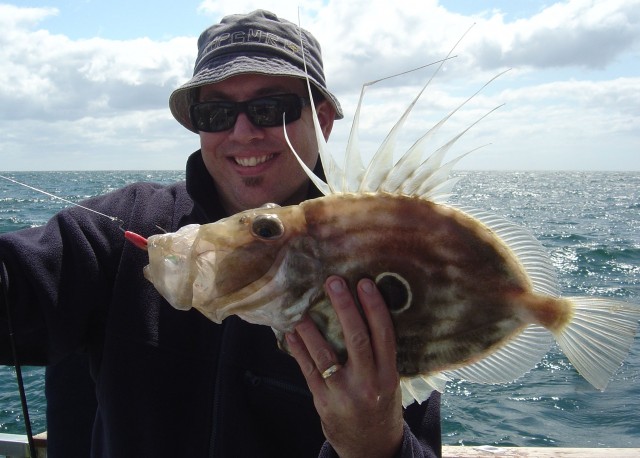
left=142, top=59, right=640, bottom=405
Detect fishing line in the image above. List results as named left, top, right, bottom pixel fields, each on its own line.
left=0, top=175, right=149, bottom=452
left=0, top=174, right=154, bottom=249
left=0, top=174, right=124, bottom=226
left=1, top=261, right=38, bottom=458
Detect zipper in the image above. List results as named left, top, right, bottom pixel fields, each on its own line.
left=207, top=320, right=227, bottom=458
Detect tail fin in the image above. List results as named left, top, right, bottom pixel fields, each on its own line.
left=555, top=297, right=640, bottom=390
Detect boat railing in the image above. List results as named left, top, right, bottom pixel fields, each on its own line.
left=1, top=432, right=639, bottom=457
left=0, top=432, right=47, bottom=458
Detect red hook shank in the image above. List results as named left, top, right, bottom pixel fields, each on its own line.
left=124, top=231, right=148, bottom=251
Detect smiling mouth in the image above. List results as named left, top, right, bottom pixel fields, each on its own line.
left=234, top=154, right=275, bottom=167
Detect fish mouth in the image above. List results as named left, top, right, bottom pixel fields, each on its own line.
left=233, top=153, right=276, bottom=167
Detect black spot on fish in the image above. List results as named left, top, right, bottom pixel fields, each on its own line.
left=375, top=272, right=412, bottom=313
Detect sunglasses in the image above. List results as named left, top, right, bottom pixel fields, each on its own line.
left=189, top=94, right=311, bottom=133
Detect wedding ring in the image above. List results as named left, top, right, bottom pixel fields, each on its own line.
left=321, top=363, right=342, bottom=380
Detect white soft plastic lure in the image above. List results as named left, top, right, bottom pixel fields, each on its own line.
left=140, top=43, right=640, bottom=407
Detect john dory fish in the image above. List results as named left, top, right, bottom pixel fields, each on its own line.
left=140, top=56, right=640, bottom=406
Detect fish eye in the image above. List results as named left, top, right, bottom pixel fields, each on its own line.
left=251, top=215, right=284, bottom=240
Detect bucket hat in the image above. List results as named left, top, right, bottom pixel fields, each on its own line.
left=169, top=9, right=343, bottom=133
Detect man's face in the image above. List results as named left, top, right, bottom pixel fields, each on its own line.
left=197, top=73, right=335, bottom=215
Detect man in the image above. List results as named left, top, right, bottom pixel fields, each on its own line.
left=1, top=10, right=441, bottom=457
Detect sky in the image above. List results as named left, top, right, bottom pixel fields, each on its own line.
left=1, top=0, right=639, bottom=171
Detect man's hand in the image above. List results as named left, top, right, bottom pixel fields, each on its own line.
left=286, top=276, right=404, bottom=458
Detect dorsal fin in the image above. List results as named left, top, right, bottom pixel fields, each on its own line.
left=286, top=22, right=508, bottom=203
left=285, top=20, right=336, bottom=196
left=396, top=74, right=508, bottom=200
left=357, top=28, right=473, bottom=194
left=342, top=85, right=367, bottom=192
left=458, top=206, right=561, bottom=296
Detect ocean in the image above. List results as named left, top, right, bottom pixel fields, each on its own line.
left=1, top=170, right=639, bottom=448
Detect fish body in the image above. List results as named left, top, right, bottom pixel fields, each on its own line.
left=144, top=190, right=639, bottom=405
left=143, top=60, right=640, bottom=405
left=147, top=192, right=567, bottom=370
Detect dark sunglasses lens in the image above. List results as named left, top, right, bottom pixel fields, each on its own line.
left=192, top=103, right=236, bottom=132
left=190, top=95, right=305, bottom=132
left=248, top=96, right=302, bottom=127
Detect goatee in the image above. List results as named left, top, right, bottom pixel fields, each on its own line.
left=242, top=176, right=264, bottom=187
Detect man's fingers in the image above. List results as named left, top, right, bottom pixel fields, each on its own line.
left=357, top=279, right=399, bottom=383
left=287, top=315, right=342, bottom=390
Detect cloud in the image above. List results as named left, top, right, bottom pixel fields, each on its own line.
left=183, top=0, right=636, bottom=96
left=0, top=5, right=196, bottom=122
left=0, top=1, right=638, bottom=171
left=0, top=3, right=58, bottom=26
left=495, top=0, right=640, bottom=69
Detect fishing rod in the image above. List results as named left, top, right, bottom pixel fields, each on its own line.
left=1, top=261, right=38, bottom=458
left=0, top=173, right=152, bottom=456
